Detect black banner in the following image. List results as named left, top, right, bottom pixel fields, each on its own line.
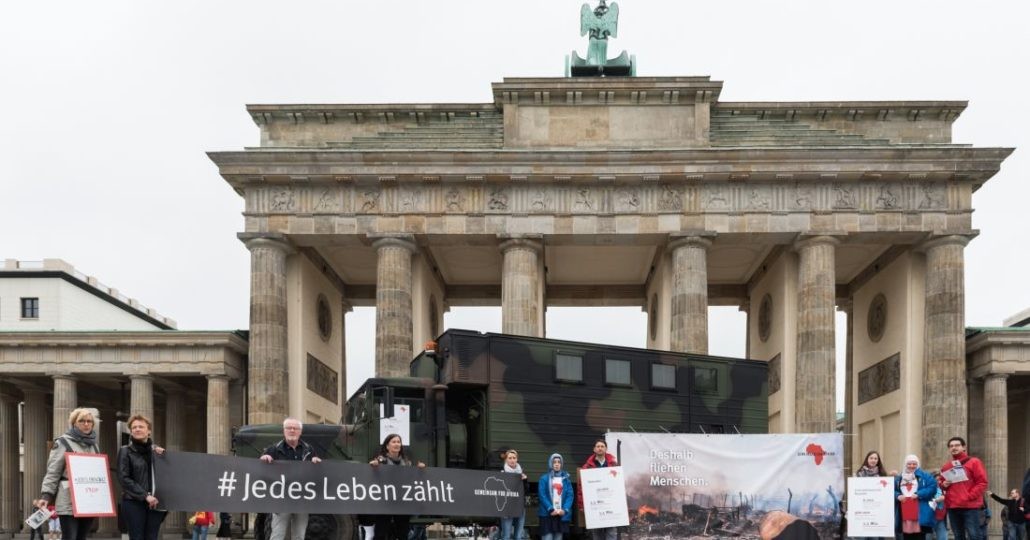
left=153, top=452, right=524, bottom=518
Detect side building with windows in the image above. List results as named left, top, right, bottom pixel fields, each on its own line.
left=0, top=259, right=247, bottom=537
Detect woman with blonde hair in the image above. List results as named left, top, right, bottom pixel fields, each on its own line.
left=34, top=408, right=101, bottom=540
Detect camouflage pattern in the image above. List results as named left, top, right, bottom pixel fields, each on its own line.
left=234, top=329, right=767, bottom=534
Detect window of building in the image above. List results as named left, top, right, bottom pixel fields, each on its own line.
left=651, top=363, right=676, bottom=390
left=605, top=358, right=631, bottom=386
left=555, top=352, right=583, bottom=383
left=21, top=298, right=39, bottom=319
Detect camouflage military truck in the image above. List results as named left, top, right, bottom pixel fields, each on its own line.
left=233, top=329, right=768, bottom=540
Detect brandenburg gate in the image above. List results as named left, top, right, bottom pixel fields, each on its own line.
left=209, top=74, right=1011, bottom=472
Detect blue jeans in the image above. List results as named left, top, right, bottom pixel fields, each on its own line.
left=192, top=525, right=209, bottom=540
left=499, top=514, right=524, bottom=540
left=540, top=534, right=562, bottom=540
left=948, top=508, right=985, bottom=540
left=1006, top=521, right=1027, bottom=540
left=933, top=519, right=948, bottom=540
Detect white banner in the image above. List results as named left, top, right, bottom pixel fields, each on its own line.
left=580, top=466, right=630, bottom=530
left=847, top=476, right=895, bottom=537
left=605, top=433, right=843, bottom=538
left=65, top=453, right=116, bottom=517
left=379, top=403, right=411, bottom=445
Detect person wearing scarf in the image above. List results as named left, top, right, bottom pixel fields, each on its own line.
left=537, top=453, right=573, bottom=540
left=368, top=434, right=425, bottom=540
left=499, top=449, right=528, bottom=540
left=35, top=408, right=101, bottom=540
left=857, top=450, right=888, bottom=477
left=896, top=454, right=937, bottom=540
left=118, top=414, right=166, bottom=540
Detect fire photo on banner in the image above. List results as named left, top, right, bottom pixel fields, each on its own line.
left=605, top=433, right=844, bottom=539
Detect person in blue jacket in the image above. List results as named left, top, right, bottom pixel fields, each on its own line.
left=538, top=453, right=574, bottom=540
left=895, top=454, right=938, bottom=540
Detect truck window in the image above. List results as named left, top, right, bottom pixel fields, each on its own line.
left=604, top=358, right=631, bottom=386
left=651, top=363, right=676, bottom=390
left=555, top=352, right=583, bottom=383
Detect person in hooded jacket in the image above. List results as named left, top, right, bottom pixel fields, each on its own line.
left=538, top=453, right=573, bottom=540
left=117, top=414, right=166, bottom=540
left=34, top=408, right=101, bottom=540
left=895, top=454, right=937, bottom=540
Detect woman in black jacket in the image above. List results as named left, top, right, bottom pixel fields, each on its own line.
left=117, top=415, right=166, bottom=540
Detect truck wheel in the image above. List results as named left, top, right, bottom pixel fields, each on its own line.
left=306, top=514, right=356, bottom=540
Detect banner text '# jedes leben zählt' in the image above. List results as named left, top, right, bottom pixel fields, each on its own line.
left=153, top=451, right=524, bottom=517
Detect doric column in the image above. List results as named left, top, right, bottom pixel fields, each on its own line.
left=21, top=390, right=47, bottom=524
left=372, top=235, right=417, bottom=378
left=794, top=235, right=839, bottom=433
left=130, top=375, right=154, bottom=422
left=164, top=391, right=186, bottom=533
left=838, top=300, right=855, bottom=475
left=0, top=391, right=19, bottom=534
left=499, top=237, right=544, bottom=337
left=51, top=375, right=77, bottom=438
left=920, top=235, right=970, bottom=466
left=983, top=373, right=1008, bottom=538
left=244, top=235, right=292, bottom=424
left=967, top=378, right=985, bottom=456
left=207, top=375, right=230, bottom=455
left=669, top=235, right=712, bottom=354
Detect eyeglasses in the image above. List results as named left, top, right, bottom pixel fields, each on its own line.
left=76, top=419, right=94, bottom=424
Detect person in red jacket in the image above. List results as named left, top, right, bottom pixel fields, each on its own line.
left=191, top=511, right=217, bottom=540
left=579, top=439, right=619, bottom=540
left=940, top=436, right=989, bottom=540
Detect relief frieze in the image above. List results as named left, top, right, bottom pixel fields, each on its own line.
left=858, top=353, right=901, bottom=404
left=246, top=181, right=961, bottom=216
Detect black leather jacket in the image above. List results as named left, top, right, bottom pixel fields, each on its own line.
left=117, top=439, right=155, bottom=501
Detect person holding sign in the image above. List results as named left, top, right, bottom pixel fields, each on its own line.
left=368, top=433, right=425, bottom=540
left=34, top=408, right=101, bottom=540
left=895, top=455, right=936, bottom=540
left=939, top=437, right=989, bottom=540
left=579, top=440, right=620, bottom=540
left=117, top=414, right=166, bottom=540
left=538, top=453, right=573, bottom=540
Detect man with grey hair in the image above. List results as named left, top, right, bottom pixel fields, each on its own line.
left=260, top=418, right=321, bottom=540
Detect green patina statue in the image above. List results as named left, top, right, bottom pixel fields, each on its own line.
left=567, top=0, right=635, bottom=77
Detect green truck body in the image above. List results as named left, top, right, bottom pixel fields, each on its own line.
left=233, top=329, right=768, bottom=539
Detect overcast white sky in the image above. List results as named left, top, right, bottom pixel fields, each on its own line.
left=2, top=1, right=1027, bottom=404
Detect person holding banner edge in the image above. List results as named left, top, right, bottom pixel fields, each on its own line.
left=260, top=418, right=322, bottom=540
left=368, top=433, right=425, bottom=540
left=34, top=408, right=101, bottom=540
left=499, top=449, right=528, bottom=540
left=538, top=453, right=573, bottom=540
left=117, top=414, right=167, bottom=540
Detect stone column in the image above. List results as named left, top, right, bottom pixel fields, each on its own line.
left=21, top=390, right=47, bottom=524
left=967, top=379, right=985, bottom=457
left=740, top=303, right=751, bottom=359
left=983, top=373, right=1008, bottom=538
left=164, top=392, right=187, bottom=533
left=920, top=235, right=970, bottom=466
left=500, top=237, right=544, bottom=338
left=794, top=235, right=839, bottom=433
left=0, top=391, right=19, bottom=534
left=51, top=375, right=77, bottom=438
left=244, top=236, right=292, bottom=425
left=839, top=300, right=855, bottom=475
left=669, top=235, right=712, bottom=354
left=372, top=235, right=417, bottom=378
left=207, top=375, right=230, bottom=455
left=130, top=375, right=154, bottom=422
